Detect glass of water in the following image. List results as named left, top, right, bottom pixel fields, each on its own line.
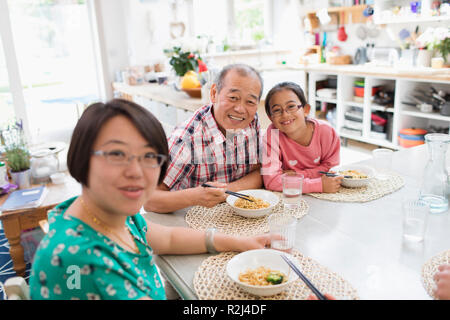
left=267, top=213, right=297, bottom=253
left=372, top=148, right=393, bottom=180
left=282, top=173, right=303, bottom=210
left=402, top=198, right=429, bottom=242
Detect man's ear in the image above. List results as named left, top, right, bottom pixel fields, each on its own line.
left=210, top=83, right=217, bottom=104
left=304, top=104, right=311, bottom=117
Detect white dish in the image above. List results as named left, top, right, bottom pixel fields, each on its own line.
left=226, top=189, right=279, bottom=218
left=226, top=249, right=299, bottom=297
left=331, top=164, right=375, bottom=188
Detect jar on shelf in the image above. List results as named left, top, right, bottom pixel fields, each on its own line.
left=30, top=149, right=58, bottom=184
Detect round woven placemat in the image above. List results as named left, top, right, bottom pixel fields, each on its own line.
left=422, top=250, right=450, bottom=299
left=306, top=173, right=404, bottom=202
left=193, top=250, right=359, bottom=300
left=185, top=197, right=309, bottom=236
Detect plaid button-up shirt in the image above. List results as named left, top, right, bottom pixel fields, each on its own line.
left=163, top=104, right=260, bottom=191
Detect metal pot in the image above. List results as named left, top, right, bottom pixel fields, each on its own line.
left=440, top=102, right=450, bottom=116
left=10, top=169, right=31, bottom=189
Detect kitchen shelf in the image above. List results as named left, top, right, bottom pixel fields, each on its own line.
left=401, top=106, right=450, bottom=122
left=316, top=97, right=337, bottom=104
left=344, top=101, right=364, bottom=108
left=371, top=105, right=394, bottom=113
left=340, top=132, right=399, bottom=150
left=307, top=71, right=449, bottom=149
left=374, top=15, right=450, bottom=25
left=305, top=4, right=367, bottom=29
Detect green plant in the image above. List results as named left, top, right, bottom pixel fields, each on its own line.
left=435, top=37, right=450, bottom=64
left=1, top=120, right=30, bottom=172
left=164, top=46, right=199, bottom=77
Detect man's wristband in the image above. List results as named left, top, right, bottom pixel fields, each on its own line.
left=205, top=228, right=218, bottom=254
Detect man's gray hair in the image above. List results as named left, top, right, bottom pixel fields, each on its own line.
left=214, top=64, right=264, bottom=100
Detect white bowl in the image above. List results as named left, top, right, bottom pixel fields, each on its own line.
left=50, top=172, right=66, bottom=184
left=331, top=164, right=375, bottom=188
left=226, top=189, right=279, bottom=218
left=226, top=249, right=299, bottom=296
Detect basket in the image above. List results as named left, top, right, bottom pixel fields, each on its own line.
left=328, top=55, right=352, bottom=65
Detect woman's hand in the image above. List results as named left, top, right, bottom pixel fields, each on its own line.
left=434, top=264, right=450, bottom=300
left=235, top=234, right=272, bottom=252
left=321, top=175, right=343, bottom=193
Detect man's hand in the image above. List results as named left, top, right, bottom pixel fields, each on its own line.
left=321, top=175, right=343, bottom=193
left=193, top=181, right=228, bottom=208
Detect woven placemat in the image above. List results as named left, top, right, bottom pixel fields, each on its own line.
left=193, top=250, right=359, bottom=300
left=185, top=197, right=309, bottom=236
left=422, top=250, right=450, bottom=299
left=306, top=173, right=404, bottom=202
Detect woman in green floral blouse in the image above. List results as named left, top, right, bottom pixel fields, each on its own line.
left=29, top=99, right=272, bottom=300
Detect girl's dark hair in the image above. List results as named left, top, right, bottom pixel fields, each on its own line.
left=67, top=98, right=169, bottom=186
left=264, top=82, right=308, bottom=117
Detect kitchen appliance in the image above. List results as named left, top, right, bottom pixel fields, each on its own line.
left=354, top=47, right=369, bottom=64
left=369, top=47, right=400, bottom=66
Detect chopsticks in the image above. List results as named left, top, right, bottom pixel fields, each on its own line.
left=281, top=254, right=327, bottom=300
left=318, top=171, right=352, bottom=179
left=201, top=183, right=254, bottom=202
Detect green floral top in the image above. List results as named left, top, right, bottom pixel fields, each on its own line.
left=29, top=197, right=166, bottom=300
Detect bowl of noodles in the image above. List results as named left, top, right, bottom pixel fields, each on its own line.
left=226, top=249, right=299, bottom=296
left=226, top=189, right=279, bottom=218
left=331, top=164, right=375, bottom=188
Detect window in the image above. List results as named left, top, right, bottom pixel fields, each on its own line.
left=192, top=0, right=269, bottom=50
left=192, top=0, right=228, bottom=44
left=4, top=0, right=101, bottom=143
left=234, top=0, right=265, bottom=45
left=0, top=38, right=14, bottom=128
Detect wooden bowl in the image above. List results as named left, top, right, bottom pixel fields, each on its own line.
left=182, top=88, right=202, bottom=98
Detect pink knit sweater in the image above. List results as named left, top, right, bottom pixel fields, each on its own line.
left=261, top=118, right=340, bottom=193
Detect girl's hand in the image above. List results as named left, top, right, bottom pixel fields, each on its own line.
left=434, top=264, right=450, bottom=300
left=321, top=175, right=343, bottom=193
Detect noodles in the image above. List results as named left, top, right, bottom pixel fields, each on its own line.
left=234, top=196, right=270, bottom=209
left=339, top=169, right=368, bottom=179
left=238, top=266, right=287, bottom=286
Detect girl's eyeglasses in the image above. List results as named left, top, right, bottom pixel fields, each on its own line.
left=270, top=104, right=303, bottom=117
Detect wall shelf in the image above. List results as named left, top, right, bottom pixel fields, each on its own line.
left=307, top=71, right=450, bottom=149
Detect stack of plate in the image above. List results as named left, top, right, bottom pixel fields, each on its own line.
left=398, top=128, right=427, bottom=148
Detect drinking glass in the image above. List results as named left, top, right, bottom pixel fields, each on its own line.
left=267, top=213, right=297, bottom=253
left=372, top=148, right=393, bottom=180
left=402, top=198, right=429, bottom=242
left=282, top=173, right=303, bottom=210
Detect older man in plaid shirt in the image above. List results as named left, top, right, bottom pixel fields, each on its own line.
left=145, top=64, right=263, bottom=213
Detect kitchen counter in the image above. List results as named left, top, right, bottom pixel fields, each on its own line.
left=112, top=82, right=204, bottom=112
left=262, top=63, right=450, bottom=82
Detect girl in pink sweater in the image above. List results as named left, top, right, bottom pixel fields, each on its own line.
left=262, top=82, right=342, bottom=193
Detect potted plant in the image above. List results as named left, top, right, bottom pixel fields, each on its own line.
left=1, top=120, right=31, bottom=189
left=415, top=27, right=450, bottom=68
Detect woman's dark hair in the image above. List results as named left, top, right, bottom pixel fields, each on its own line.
left=67, top=98, right=169, bottom=186
left=264, top=82, right=308, bottom=117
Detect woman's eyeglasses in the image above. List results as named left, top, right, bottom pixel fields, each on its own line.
left=93, top=150, right=167, bottom=168
left=270, top=104, right=303, bottom=117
